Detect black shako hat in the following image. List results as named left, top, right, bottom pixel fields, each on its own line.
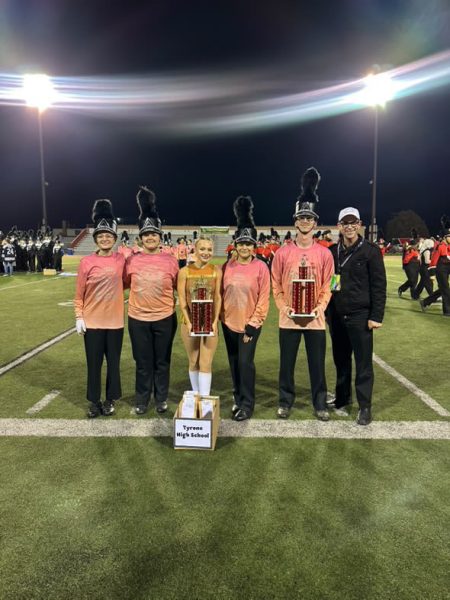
left=137, top=186, right=162, bottom=236
left=92, top=199, right=117, bottom=238
left=233, top=196, right=257, bottom=245
left=293, top=167, right=321, bottom=220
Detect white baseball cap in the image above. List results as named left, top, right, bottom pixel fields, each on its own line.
left=338, top=207, right=360, bottom=222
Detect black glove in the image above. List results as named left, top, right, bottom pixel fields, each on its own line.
left=244, top=324, right=257, bottom=338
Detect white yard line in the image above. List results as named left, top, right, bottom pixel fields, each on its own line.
left=0, top=328, right=75, bottom=377
left=373, top=353, right=450, bottom=417
left=0, top=418, right=449, bottom=439
left=0, top=276, right=60, bottom=291
left=26, top=391, right=61, bottom=415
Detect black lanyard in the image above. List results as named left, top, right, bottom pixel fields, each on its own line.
left=337, top=238, right=364, bottom=274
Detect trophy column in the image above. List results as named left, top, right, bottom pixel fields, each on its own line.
left=291, top=262, right=316, bottom=317
left=191, top=282, right=214, bottom=336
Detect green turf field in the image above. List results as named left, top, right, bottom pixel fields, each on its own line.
left=0, top=255, right=449, bottom=600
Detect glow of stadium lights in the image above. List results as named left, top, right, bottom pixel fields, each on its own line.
left=22, top=73, right=56, bottom=112
left=362, top=71, right=395, bottom=243
left=22, top=74, right=56, bottom=228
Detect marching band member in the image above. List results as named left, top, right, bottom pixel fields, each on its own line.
left=413, top=236, right=434, bottom=299
left=423, top=218, right=450, bottom=317
left=271, top=167, right=334, bottom=421
left=74, top=199, right=125, bottom=418
left=125, top=186, right=179, bottom=415
left=177, top=236, right=222, bottom=397
left=221, top=196, right=270, bottom=421
left=398, top=239, right=420, bottom=298
left=52, top=235, right=64, bottom=272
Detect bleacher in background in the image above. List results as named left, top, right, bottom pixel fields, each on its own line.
left=68, top=225, right=342, bottom=256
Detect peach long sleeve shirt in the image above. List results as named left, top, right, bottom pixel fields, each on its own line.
left=124, top=252, right=179, bottom=322
left=271, top=241, right=334, bottom=330
left=74, top=252, right=125, bottom=329
left=221, top=258, right=271, bottom=333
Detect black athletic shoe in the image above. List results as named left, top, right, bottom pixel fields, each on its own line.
left=357, top=407, right=372, bottom=426
left=103, top=401, right=115, bottom=416
left=315, top=409, right=330, bottom=422
left=135, top=405, right=147, bottom=415
left=231, top=403, right=239, bottom=416
left=233, top=408, right=251, bottom=421
left=277, top=406, right=290, bottom=419
left=156, top=401, right=168, bottom=414
left=87, top=403, right=103, bottom=418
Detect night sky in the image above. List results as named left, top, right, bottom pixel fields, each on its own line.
left=0, top=0, right=449, bottom=234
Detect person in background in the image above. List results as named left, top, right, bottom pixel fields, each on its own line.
left=398, top=240, right=420, bottom=299
left=318, top=230, right=334, bottom=248
left=125, top=186, right=179, bottom=415
left=1, top=238, right=16, bottom=276
left=176, top=238, right=188, bottom=269
left=74, top=199, right=125, bottom=418
left=327, top=207, right=386, bottom=426
left=52, top=235, right=64, bottom=272
left=221, top=196, right=270, bottom=421
left=271, top=167, right=334, bottom=421
left=422, top=219, right=450, bottom=317
left=225, top=238, right=236, bottom=261
left=413, top=236, right=434, bottom=300
left=177, top=236, right=222, bottom=397
left=118, top=239, right=132, bottom=260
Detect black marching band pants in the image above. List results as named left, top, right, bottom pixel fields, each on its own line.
left=398, top=262, right=420, bottom=298
left=222, top=323, right=261, bottom=415
left=413, top=263, right=434, bottom=299
left=436, top=262, right=450, bottom=315
left=278, top=328, right=327, bottom=411
left=84, top=328, right=124, bottom=406
left=327, top=309, right=374, bottom=410
left=128, top=313, right=177, bottom=408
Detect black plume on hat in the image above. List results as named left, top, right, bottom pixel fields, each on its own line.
left=137, top=186, right=162, bottom=236
left=233, top=195, right=257, bottom=244
left=92, top=199, right=118, bottom=238
left=293, top=167, right=321, bottom=220
left=299, top=167, right=321, bottom=204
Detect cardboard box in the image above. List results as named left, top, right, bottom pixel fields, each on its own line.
left=173, top=396, right=220, bottom=451
left=43, top=268, right=57, bottom=276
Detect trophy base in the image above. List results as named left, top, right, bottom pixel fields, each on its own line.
left=190, top=332, right=215, bottom=337
left=290, top=312, right=316, bottom=318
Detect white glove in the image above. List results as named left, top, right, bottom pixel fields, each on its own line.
left=76, top=318, right=87, bottom=335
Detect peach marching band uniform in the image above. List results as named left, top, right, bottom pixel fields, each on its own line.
left=271, top=241, right=334, bottom=330
left=74, top=252, right=125, bottom=329
left=124, top=252, right=179, bottom=321
left=221, top=258, right=270, bottom=333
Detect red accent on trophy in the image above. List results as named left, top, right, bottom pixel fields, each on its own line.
left=291, top=263, right=316, bottom=317
left=191, top=285, right=214, bottom=336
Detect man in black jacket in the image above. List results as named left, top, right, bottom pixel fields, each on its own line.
left=327, top=207, right=387, bottom=425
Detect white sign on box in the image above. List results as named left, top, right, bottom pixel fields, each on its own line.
left=174, top=419, right=212, bottom=448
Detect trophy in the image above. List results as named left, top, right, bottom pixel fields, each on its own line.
left=190, top=278, right=214, bottom=336
left=291, top=260, right=316, bottom=317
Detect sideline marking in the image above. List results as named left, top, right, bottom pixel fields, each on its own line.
left=0, top=418, right=449, bottom=439
left=0, top=329, right=75, bottom=377
left=26, top=391, right=61, bottom=415
left=0, top=276, right=60, bottom=291
left=373, top=354, right=450, bottom=417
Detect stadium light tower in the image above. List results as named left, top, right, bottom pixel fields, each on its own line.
left=22, top=74, right=56, bottom=228
left=362, top=71, right=395, bottom=242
